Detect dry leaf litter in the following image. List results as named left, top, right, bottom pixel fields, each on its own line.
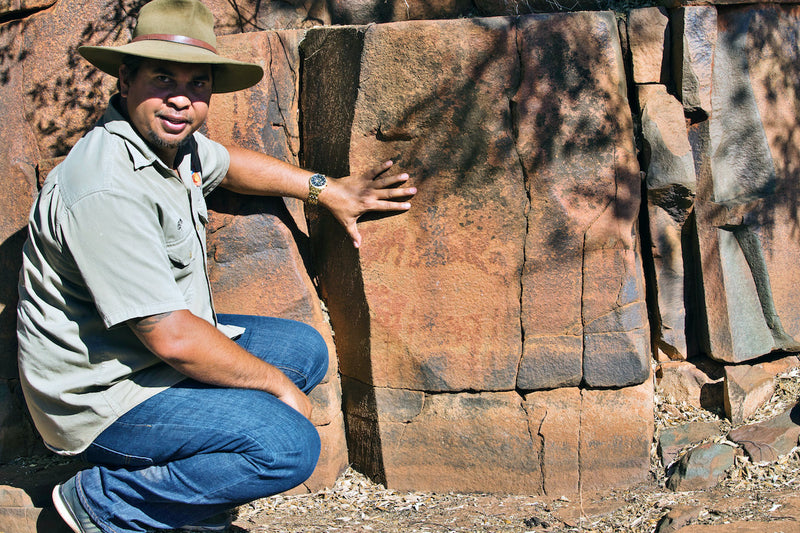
left=228, top=366, right=800, bottom=532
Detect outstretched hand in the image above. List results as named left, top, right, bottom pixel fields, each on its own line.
left=320, top=161, right=416, bottom=248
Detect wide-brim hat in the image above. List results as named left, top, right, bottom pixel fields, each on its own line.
left=78, top=0, right=263, bottom=93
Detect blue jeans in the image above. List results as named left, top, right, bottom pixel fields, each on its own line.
left=74, top=315, right=328, bottom=533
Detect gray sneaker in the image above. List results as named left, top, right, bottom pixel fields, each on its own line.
left=52, top=476, right=102, bottom=533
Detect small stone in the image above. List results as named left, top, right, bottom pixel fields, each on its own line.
left=724, top=363, right=776, bottom=424
left=655, top=504, right=702, bottom=533
left=666, top=442, right=736, bottom=491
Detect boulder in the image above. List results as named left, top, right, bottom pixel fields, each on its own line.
left=657, top=420, right=724, bottom=467
left=693, top=5, right=800, bottom=363
left=666, top=441, right=737, bottom=491
left=723, top=363, right=776, bottom=424
left=656, top=361, right=722, bottom=411
left=728, top=402, right=800, bottom=463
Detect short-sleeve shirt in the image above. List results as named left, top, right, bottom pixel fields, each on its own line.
left=17, top=96, right=231, bottom=454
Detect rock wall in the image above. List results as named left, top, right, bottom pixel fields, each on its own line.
left=1, top=0, right=799, bottom=497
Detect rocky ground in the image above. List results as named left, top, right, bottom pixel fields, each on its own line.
left=5, top=368, right=799, bottom=533
left=223, top=368, right=800, bottom=533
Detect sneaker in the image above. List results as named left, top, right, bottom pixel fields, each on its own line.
left=179, top=512, right=233, bottom=531
left=52, top=476, right=102, bottom=533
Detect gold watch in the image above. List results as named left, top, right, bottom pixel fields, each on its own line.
left=307, top=173, right=327, bottom=205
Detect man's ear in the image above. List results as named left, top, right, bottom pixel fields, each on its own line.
left=118, top=65, right=129, bottom=97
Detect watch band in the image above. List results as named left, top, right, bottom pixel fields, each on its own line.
left=307, top=173, right=327, bottom=205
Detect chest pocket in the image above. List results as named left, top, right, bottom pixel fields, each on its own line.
left=162, top=208, right=201, bottom=298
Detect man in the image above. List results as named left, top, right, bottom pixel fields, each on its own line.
left=16, top=1, right=416, bottom=532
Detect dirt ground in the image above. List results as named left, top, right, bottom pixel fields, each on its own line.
left=227, top=459, right=800, bottom=532
left=227, top=372, right=800, bottom=533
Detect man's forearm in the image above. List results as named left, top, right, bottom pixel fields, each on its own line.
left=220, top=145, right=314, bottom=199
left=128, top=310, right=311, bottom=415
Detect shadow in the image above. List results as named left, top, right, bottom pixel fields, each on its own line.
left=0, top=228, right=27, bottom=376
left=19, top=0, right=147, bottom=158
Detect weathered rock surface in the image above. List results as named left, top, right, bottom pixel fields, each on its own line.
left=655, top=505, right=703, bottom=533
left=656, top=360, right=723, bottom=410
left=628, top=7, right=670, bottom=84
left=658, top=420, right=724, bottom=467
left=724, top=363, right=776, bottom=424
left=666, top=441, right=737, bottom=491
left=639, top=85, right=697, bottom=361
left=342, top=376, right=653, bottom=495
left=672, top=6, right=716, bottom=117
left=693, top=5, right=800, bottom=363
left=300, top=12, right=650, bottom=492
left=728, top=402, right=800, bottom=463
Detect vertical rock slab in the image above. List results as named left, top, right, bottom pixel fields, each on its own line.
left=514, top=12, right=648, bottom=390
left=694, top=5, right=800, bottom=363
left=204, top=30, right=348, bottom=491
left=672, top=6, right=717, bottom=117
left=305, top=18, right=527, bottom=393
left=628, top=6, right=670, bottom=85
left=639, top=85, right=696, bottom=360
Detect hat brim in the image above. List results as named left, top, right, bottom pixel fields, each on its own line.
left=79, top=41, right=264, bottom=93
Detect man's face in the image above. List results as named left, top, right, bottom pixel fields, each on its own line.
left=119, top=58, right=213, bottom=164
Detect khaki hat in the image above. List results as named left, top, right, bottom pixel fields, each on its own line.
left=78, top=0, right=263, bottom=93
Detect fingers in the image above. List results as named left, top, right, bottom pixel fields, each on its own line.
left=366, top=160, right=395, bottom=179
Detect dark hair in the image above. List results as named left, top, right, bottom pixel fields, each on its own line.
left=117, top=55, right=145, bottom=92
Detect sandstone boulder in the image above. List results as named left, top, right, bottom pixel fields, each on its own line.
left=666, top=441, right=737, bottom=491
left=728, top=402, right=800, bottom=463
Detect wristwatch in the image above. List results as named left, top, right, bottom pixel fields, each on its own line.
left=306, top=173, right=327, bottom=205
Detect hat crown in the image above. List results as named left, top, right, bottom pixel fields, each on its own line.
left=133, top=0, right=217, bottom=48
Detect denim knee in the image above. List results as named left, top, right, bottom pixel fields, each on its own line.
left=251, top=416, right=321, bottom=492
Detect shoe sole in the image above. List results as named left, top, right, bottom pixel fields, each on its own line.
left=52, top=484, right=83, bottom=533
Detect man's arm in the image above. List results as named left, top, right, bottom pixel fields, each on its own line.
left=128, top=310, right=312, bottom=417
left=220, top=145, right=417, bottom=248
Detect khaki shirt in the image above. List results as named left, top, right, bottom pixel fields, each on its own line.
left=17, top=97, right=231, bottom=454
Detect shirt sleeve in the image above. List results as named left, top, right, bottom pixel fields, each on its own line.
left=60, top=189, right=189, bottom=329
left=195, top=134, right=231, bottom=197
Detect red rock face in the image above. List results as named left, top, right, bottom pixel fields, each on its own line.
left=303, top=13, right=652, bottom=493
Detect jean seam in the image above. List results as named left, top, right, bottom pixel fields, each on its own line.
left=76, top=471, right=121, bottom=533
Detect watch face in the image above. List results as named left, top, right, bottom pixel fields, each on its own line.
left=310, top=174, right=327, bottom=187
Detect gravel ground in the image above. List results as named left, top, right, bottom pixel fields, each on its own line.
left=229, top=368, right=800, bottom=533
